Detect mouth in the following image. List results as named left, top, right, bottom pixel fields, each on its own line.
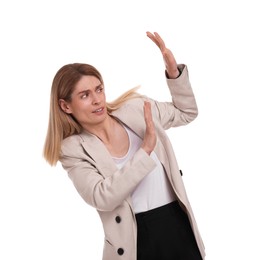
left=92, top=107, right=104, bottom=113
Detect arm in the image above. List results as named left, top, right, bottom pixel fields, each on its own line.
left=60, top=144, right=156, bottom=212
left=146, top=32, right=198, bottom=128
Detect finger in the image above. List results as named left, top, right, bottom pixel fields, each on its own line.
left=153, top=32, right=166, bottom=51
left=146, top=31, right=166, bottom=51
left=143, top=101, right=150, bottom=121
left=146, top=31, right=160, bottom=48
left=143, top=101, right=153, bottom=127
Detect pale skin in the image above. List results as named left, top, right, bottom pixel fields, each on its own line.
left=59, top=32, right=178, bottom=156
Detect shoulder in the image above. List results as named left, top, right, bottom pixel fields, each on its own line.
left=111, top=96, right=149, bottom=116
left=123, top=96, right=147, bottom=107
left=60, top=134, right=84, bottom=157
left=62, top=134, right=82, bottom=147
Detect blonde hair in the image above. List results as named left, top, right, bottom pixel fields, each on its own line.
left=43, top=63, right=141, bottom=166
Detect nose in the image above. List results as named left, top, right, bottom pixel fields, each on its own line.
left=92, top=93, right=101, bottom=105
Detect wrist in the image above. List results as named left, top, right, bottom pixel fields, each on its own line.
left=141, top=145, right=152, bottom=155
left=166, top=68, right=181, bottom=79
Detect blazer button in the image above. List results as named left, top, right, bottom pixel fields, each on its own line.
left=115, top=216, right=121, bottom=223
left=117, top=248, right=124, bottom=255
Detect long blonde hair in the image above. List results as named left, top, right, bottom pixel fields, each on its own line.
left=43, top=63, right=141, bottom=166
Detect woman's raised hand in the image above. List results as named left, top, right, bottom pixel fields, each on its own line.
left=146, top=31, right=180, bottom=79
left=141, top=101, right=156, bottom=155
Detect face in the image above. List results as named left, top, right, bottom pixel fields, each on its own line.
left=59, top=75, right=107, bottom=130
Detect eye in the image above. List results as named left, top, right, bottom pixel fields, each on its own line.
left=81, top=93, right=88, bottom=99
left=96, top=86, right=104, bottom=93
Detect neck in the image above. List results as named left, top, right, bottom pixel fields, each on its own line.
left=85, top=115, right=117, bottom=143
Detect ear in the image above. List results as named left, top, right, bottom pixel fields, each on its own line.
left=59, top=99, right=72, bottom=114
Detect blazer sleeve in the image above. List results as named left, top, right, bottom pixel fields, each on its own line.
left=151, top=64, right=198, bottom=129
left=60, top=137, right=156, bottom=212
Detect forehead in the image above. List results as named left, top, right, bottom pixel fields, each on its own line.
left=74, top=75, right=101, bottom=92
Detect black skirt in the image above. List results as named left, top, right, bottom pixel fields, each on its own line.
left=135, top=201, right=202, bottom=260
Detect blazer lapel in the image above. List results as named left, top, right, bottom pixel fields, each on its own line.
left=79, top=131, right=118, bottom=178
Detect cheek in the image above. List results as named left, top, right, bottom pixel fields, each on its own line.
left=70, top=101, right=90, bottom=117
left=102, top=93, right=106, bottom=103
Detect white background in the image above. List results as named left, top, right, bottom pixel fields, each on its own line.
left=1, top=0, right=255, bottom=259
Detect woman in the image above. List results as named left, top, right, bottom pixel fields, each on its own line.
left=44, top=31, right=205, bottom=260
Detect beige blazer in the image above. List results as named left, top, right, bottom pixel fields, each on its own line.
left=60, top=65, right=205, bottom=260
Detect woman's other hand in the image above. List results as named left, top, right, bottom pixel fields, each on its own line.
left=141, top=101, right=156, bottom=155
left=146, top=31, right=180, bottom=79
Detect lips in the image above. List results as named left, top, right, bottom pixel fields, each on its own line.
left=92, top=107, right=104, bottom=113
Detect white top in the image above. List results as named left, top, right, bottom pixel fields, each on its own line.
left=112, top=125, right=176, bottom=214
